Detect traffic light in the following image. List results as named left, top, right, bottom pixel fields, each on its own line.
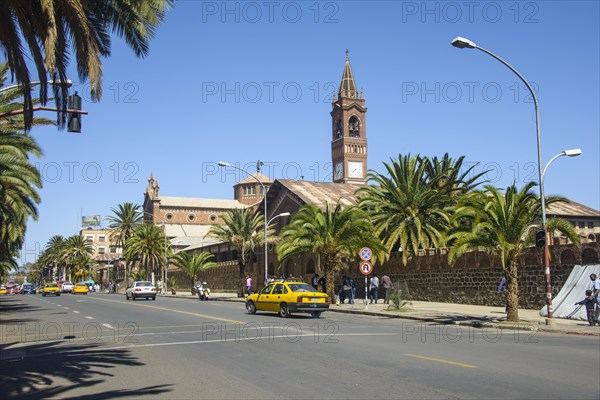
left=535, top=229, right=546, bottom=249
left=67, top=92, right=82, bottom=133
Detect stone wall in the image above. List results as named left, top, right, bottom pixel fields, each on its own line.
left=170, top=240, right=599, bottom=309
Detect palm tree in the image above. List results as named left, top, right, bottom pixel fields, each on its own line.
left=61, top=235, right=94, bottom=281
left=358, top=154, right=454, bottom=265
left=0, top=0, right=174, bottom=129
left=172, top=252, right=217, bottom=294
left=207, top=208, right=268, bottom=297
left=448, top=182, right=580, bottom=321
left=123, top=223, right=166, bottom=282
left=107, top=202, right=142, bottom=284
left=0, top=61, right=53, bottom=277
left=276, top=203, right=385, bottom=300
left=39, top=235, right=66, bottom=279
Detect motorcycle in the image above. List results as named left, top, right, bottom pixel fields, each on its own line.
left=195, top=282, right=210, bottom=301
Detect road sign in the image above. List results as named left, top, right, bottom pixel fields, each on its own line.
left=359, top=247, right=372, bottom=261
left=359, top=261, right=373, bottom=275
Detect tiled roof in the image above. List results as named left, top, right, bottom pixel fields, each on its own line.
left=234, top=173, right=272, bottom=186
left=273, top=179, right=365, bottom=209
left=159, top=196, right=246, bottom=209
left=546, top=200, right=600, bottom=218
left=270, top=180, right=599, bottom=219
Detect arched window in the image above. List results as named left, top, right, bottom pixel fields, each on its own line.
left=348, top=116, right=359, bottom=137
left=560, top=249, right=577, bottom=265
left=306, top=259, right=315, bottom=274
left=581, top=248, right=599, bottom=264
left=336, top=119, right=343, bottom=138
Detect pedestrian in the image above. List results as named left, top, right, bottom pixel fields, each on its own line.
left=339, top=275, right=348, bottom=304
left=348, top=276, right=356, bottom=304
left=589, top=273, right=600, bottom=324
left=311, top=273, right=319, bottom=290
left=245, top=275, right=252, bottom=297
left=497, top=276, right=507, bottom=311
left=157, top=279, right=163, bottom=294
left=318, top=275, right=326, bottom=294
left=369, top=274, right=379, bottom=304
left=381, top=274, right=392, bottom=304
left=575, top=289, right=598, bottom=326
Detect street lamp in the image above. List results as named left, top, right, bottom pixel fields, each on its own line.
left=266, top=212, right=291, bottom=281
left=135, top=208, right=168, bottom=291
left=451, top=36, right=555, bottom=321
left=218, top=161, right=272, bottom=285
left=542, top=149, right=582, bottom=182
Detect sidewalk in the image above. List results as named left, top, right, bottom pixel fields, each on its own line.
left=143, top=291, right=600, bottom=336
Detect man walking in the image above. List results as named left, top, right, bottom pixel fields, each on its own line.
left=589, top=273, right=600, bottom=325
left=369, top=274, right=379, bottom=304
left=381, top=274, right=392, bottom=304
left=245, top=275, right=252, bottom=297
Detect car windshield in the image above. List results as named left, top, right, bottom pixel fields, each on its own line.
left=287, top=283, right=316, bottom=293
left=137, top=282, right=153, bottom=287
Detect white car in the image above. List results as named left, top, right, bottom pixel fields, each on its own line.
left=126, top=281, right=157, bottom=301
left=61, top=282, right=74, bottom=293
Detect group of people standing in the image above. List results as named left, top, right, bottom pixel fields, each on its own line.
left=318, top=273, right=393, bottom=304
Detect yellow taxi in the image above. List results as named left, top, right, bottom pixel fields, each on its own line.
left=246, top=280, right=329, bottom=318
left=0, top=285, right=7, bottom=295
left=42, top=282, right=61, bottom=297
left=73, top=282, right=89, bottom=295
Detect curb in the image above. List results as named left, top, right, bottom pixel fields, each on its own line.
left=93, top=292, right=600, bottom=336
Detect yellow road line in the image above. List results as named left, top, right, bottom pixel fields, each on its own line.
left=402, top=353, right=479, bottom=369
left=86, top=296, right=244, bottom=324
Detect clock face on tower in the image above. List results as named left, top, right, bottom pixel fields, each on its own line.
left=348, top=161, right=363, bottom=178
left=334, top=162, right=344, bottom=180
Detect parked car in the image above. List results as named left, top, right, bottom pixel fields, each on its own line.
left=126, top=281, right=157, bottom=301
left=21, top=283, right=37, bottom=294
left=0, top=285, right=7, bottom=295
left=42, top=282, right=61, bottom=297
left=73, top=282, right=89, bottom=295
left=246, top=281, right=329, bottom=318
left=5, top=283, right=17, bottom=294
left=61, top=282, right=74, bottom=293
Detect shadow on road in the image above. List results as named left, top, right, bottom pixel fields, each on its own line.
left=0, top=340, right=173, bottom=399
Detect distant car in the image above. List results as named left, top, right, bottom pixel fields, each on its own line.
left=126, top=281, right=157, bottom=301
left=42, top=282, right=61, bottom=297
left=5, top=283, right=17, bottom=294
left=13, top=285, right=23, bottom=294
left=61, top=282, right=74, bottom=293
left=246, top=281, right=330, bottom=318
left=0, top=286, right=7, bottom=295
left=21, top=283, right=37, bottom=294
left=73, top=282, right=89, bottom=295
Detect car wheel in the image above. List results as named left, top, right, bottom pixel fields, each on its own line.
left=311, top=311, right=322, bottom=318
left=57, top=293, right=60, bottom=296
left=246, top=300, right=256, bottom=314
left=125, top=293, right=129, bottom=300
left=131, top=295, right=136, bottom=301
left=42, top=293, right=46, bottom=297
left=279, top=302, right=289, bottom=318
left=151, top=296, right=156, bottom=301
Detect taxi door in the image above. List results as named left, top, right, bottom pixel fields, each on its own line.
left=269, top=284, right=285, bottom=312
left=255, top=284, right=275, bottom=311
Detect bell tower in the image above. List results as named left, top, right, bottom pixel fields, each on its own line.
left=331, top=51, right=367, bottom=183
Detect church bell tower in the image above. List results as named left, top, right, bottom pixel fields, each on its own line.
left=331, top=51, right=368, bottom=184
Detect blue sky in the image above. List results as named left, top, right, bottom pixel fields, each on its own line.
left=17, top=1, right=600, bottom=265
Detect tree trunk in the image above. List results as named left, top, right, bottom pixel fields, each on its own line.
left=238, top=260, right=246, bottom=298
left=505, top=260, right=520, bottom=322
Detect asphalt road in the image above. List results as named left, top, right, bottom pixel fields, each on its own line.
left=1, top=293, right=599, bottom=399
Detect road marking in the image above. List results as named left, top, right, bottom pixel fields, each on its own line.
left=73, top=311, right=80, bottom=314
left=63, top=307, right=69, bottom=310
left=85, top=316, right=94, bottom=320
left=402, top=353, right=479, bottom=369
left=86, top=296, right=244, bottom=324
left=102, top=323, right=115, bottom=329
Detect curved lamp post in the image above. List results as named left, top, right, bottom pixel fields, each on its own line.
left=451, top=36, right=555, bottom=321
left=218, top=161, right=284, bottom=286
left=543, top=149, right=582, bottom=182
